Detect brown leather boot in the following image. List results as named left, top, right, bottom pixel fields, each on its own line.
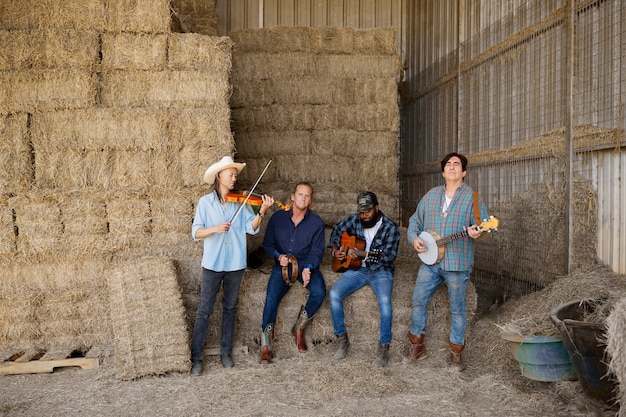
left=450, top=343, right=465, bottom=371
left=291, top=305, right=310, bottom=352
left=260, top=323, right=274, bottom=364
left=407, top=332, right=427, bottom=363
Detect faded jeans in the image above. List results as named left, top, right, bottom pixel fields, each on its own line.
left=410, top=264, right=471, bottom=346
left=261, top=268, right=326, bottom=330
left=329, top=267, right=393, bottom=345
left=191, top=268, right=245, bottom=363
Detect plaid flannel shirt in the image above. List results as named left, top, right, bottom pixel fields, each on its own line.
left=407, top=183, right=489, bottom=272
left=328, top=211, right=400, bottom=273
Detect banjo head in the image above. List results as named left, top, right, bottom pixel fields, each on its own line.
left=418, top=230, right=440, bottom=265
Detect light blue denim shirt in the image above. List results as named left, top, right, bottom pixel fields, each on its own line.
left=192, top=191, right=259, bottom=272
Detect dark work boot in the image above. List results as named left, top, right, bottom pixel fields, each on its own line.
left=220, top=354, right=234, bottom=368
left=190, top=360, right=202, bottom=376
left=333, top=333, right=350, bottom=360
left=372, top=343, right=390, bottom=367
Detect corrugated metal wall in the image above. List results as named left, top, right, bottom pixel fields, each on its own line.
left=401, top=0, right=626, bottom=278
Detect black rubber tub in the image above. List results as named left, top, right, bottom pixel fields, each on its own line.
left=550, top=300, right=619, bottom=410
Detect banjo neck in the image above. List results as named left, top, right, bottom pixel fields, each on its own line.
left=436, top=229, right=469, bottom=247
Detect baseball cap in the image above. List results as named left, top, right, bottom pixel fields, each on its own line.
left=357, top=191, right=378, bottom=212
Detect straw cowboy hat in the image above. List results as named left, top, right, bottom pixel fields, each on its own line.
left=203, top=156, right=246, bottom=184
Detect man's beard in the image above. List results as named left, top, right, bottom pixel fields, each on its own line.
left=360, top=212, right=381, bottom=229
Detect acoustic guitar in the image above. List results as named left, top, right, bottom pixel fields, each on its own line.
left=332, top=231, right=382, bottom=272
left=417, top=216, right=499, bottom=265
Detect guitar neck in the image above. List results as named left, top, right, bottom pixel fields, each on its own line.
left=437, top=230, right=469, bottom=247
left=348, top=249, right=369, bottom=258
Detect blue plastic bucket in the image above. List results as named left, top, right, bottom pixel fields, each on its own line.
left=515, top=335, right=576, bottom=382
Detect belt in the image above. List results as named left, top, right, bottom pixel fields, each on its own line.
left=281, top=255, right=298, bottom=286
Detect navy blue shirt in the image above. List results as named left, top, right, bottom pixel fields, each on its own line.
left=263, top=209, right=326, bottom=274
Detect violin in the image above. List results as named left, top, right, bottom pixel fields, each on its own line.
left=225, top=191, right=290, bottom=211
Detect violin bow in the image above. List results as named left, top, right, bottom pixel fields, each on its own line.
left=229, top=159, right=272, bottom=224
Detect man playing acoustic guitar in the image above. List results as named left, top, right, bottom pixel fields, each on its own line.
left=406, top=152, right=490, bottom=371
left=328, top=191, right=400, bottom=367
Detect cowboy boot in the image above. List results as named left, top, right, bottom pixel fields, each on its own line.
left=291, top=305, right=310, bottom=352
left=372, top=343, right=390, bottom=367
left=333, top=333, right=350, bottom=360
left=259, top=323, right=274, bottom=364
left=450, top=343, right=465, bottom=371
left=407, top=332, right=427, bottom=363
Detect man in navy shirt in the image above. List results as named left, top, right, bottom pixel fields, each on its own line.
left=260, top=182, right=326, bottom=364
left=328, top=191, right=400, bottom=367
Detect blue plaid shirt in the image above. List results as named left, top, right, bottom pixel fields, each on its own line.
left=328, top=211, right=400, bottom=273
left=407, top=182, right=489, bottom=272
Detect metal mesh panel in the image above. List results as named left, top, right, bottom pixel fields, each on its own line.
left=401, top=0, right=626, bottom=311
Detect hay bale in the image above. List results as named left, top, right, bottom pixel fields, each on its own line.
left=169, top=107, right=235, bottom=187
left=232, top=103, right=399, bottom=132
left=30, top=108, right=171, bottom=152
left=607, top=297, right=626, bottom=415
left=168, top=34, right=233, bottom=72
left=105, top=190, right=152, bottom=252
left=0, top=113, right=32, bottom=193
left=107, top=257, right=190, bottom=380
left=10, top=192, right=63, bottom=261
left=170, top=0, right=218, bottom=36
left=0, top=29, right=100, bottom=71
left=0, top=0, right=170, bottom=33
left=149, top=190, right=195, bottom=235
left=100, top=70, right=230, bottom=108
left=102, top=33, right=167, bottom=70
left=0, top=261, right=112, bottom=351
left=232, top=53, right=402, bottom=81
left=0, top=201, right=17, bottom=263
left=57, top=189, right=110, bottom=259
left=0, top=69, right=97, bottom=114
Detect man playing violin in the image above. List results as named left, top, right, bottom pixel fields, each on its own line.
left=190, top=156, right=273, bottom=376
left=259, top=182, right=326, bottom=364
left=328, top=191, right=400, bottom=367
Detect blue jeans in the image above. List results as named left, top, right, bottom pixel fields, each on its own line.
left=190, top=268, right=245, bottom=362
left=261, top=268, right=326, bottom=329
left=329, top=267, right=393, bottom=345
left=410, top=264, right=470, bottom=346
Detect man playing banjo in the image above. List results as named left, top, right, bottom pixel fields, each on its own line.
left=406, top=152, right=491, bottom=371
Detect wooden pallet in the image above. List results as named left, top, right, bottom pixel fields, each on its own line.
left=203, top=345, right=249, bottom=356
left=0, top=346, right=105, bottom=375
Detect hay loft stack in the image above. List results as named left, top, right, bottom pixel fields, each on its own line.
left=230, top=27, right=403, bottom=227
left=0, top=0, right=235, bottom=378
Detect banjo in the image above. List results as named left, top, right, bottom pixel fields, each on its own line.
left=417, top=216, right=499, bottom=265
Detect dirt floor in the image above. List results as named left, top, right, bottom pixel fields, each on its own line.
left=0, top=316, right=617, bottom=417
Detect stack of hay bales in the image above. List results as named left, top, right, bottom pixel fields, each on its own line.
left=0, top=0, right=233, bottom=378
left=230, top=27, right=403, bottom=228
